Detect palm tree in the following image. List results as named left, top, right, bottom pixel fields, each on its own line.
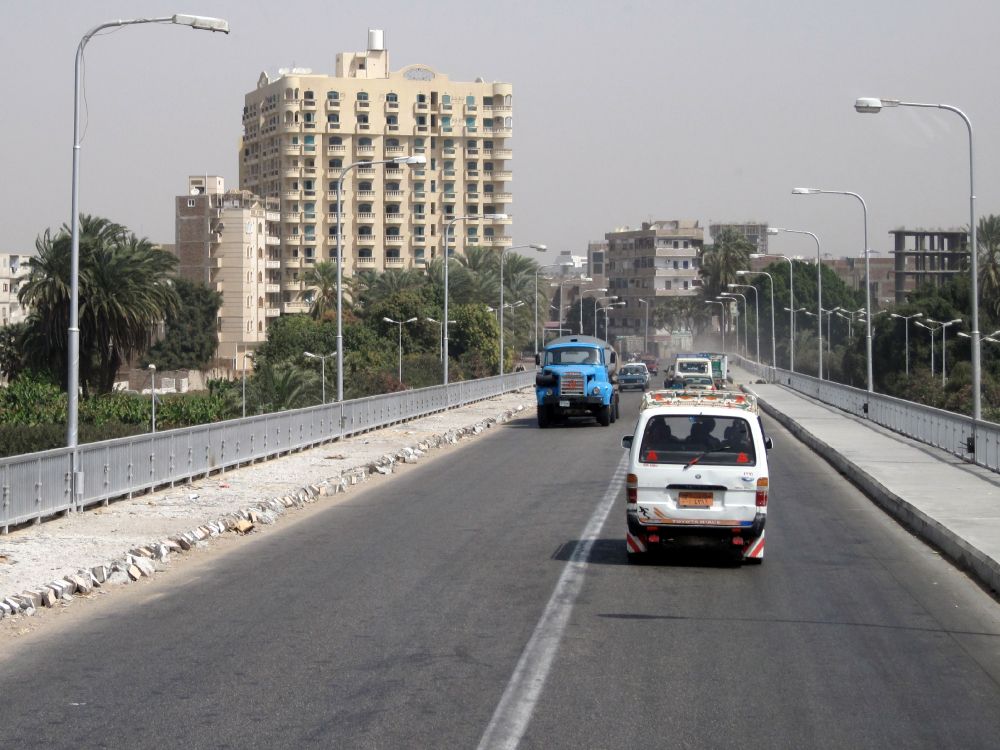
left=365, top=268, right=426, bottom=304
left=977, top=215, right=1000, bottom=319
left=698, top=227, right=753, bottom=301
left=20, top=215, right=176, bottom=395
left=301, top=260, right=339, bottom=320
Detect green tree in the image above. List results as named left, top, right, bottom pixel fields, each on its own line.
left=0, top=323, right=27, bottom=381
left=698, top=227, right=753, bottom=300
left=146, top=278, right=222, bottom=370
left=20, top=215, right=179, bottom=395
left=977, top=214, right=1000, bottom=320
left=301, top=260, right=340, bottom=320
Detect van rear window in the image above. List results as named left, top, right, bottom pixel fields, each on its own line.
left=638, top=414, right=756, bottom=466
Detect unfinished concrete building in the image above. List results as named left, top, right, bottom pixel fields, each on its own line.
left=889, top=228, right=968, bottom=303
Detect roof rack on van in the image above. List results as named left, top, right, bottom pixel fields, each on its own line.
left=640, top=389, right=758, bottom=413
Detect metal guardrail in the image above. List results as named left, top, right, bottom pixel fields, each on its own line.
left=0, top=371, right=535, bottom=532
left=737, top=356, right=1000, bottom=473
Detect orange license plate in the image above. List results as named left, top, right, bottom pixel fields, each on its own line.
left=678, top=491, right=713, bottom=507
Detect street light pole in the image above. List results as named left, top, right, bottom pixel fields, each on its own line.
left=303, top=351, right=336, bottom=404
left=499, top=244, right=546, bottom=375
left=729, top=284, right=760, bottom=363
left=594, top=296, right=617, bottom=338
left=147, top=364, right=157, bottom=434
left=856, top=97, right=980, bottom=419
left=638, top=298, right=649, bottom=354
left=705, top=300, right=726, bottom=353
left=338, top=154, right=426, bottom=400
left=769, top=228, right=822, bottom=378
left=241, top=350, right=255, bottom=416
left=791, top=188, right=871, bottom=392
left=890, top=312, right=924, bottom=377
left=443, top=213, right=507, bottom=385
left=68, top=13, right=229, bottom=507
left=580, top=287, right=608, bottom=338
left=936, top=318, right=962, bottom=387
left=383, top=317, right=418, bottom=383
left=916, top=320, right=941, bottom=377
left=721, top=293, right=748, bottom=358
left=753, top=251, right=795, bottom=371
left=738, top=269, right=776, bottom=368
left=533, top=262, right=569, bottom=356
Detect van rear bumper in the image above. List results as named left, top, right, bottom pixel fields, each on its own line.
left=627, top=511, right=765, bottom=543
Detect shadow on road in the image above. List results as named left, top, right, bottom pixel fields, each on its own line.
left=553, top=538, right=741, bottom=568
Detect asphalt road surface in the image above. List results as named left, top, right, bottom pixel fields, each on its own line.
left=2, top=390, right=1000, bottom=749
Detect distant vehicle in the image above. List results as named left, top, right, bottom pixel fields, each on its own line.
left=641, top=356, right=659, bottom=376
left=674, top=355, right=713, bottom=378
left=619, top=363, right=650, bottom=391
left=681, top=375, right=715, bottom=391
left=535, top=335, right=620, bottom=427
left=621, top=389, right=773, bottom=564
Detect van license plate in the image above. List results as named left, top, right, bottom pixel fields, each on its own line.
left=678, top=491, right=713, bottom=507
left=559, top=400, right=570, bottom=408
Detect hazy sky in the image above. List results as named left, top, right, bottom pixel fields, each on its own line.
left=3, top=0, right=999, bottom=264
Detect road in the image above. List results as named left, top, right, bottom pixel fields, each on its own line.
left=2, top=389, right=1000, bottom=749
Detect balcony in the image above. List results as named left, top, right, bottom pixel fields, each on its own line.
left=490, top=236, right=513, bottom=247
left=491, top=192, right=513, bottom=202
left=385, top=125, right=400, bottom=133
left=356, top=100, right=371, bottom=110
left=282, top=280, right=302, bottom=292
left=266, top=236, right=282, bottom=247
left=326, top=212, right=347, bottom=222
left=384, top=190, right=404, bottom=198
left=466, top=192, right=480, bottom=201
left=326, top=98, right=340, bottom=109
left=443, top=147, right=456, bottom=156
left=282, top=146, right=302, bottom=156
left=385, top=234, right=404, bottom=244
left=466, top=147, right=480, bottom=156
left=385, top=145, right=405, bottom=155
left=491, top=170, right=512, bottom=181
left=282, top=301, right=311, bottom=314
left=386, top=100, right=399, bottom=110
left=326, top=123, right=341, bottom=132
left=385, top=256, right=405, bottom=266
left=357, top=256, right=376, bottom=266
left=356, top=145, right=375, bottom=154
left=265, top=283, right=280, bottom=293
left=265, top=259, right=281, bottom=268
left=356, top=190, right=375, bottom=198
left=356, top=166, right=376, bottom=176
left=486, top=127, right=513, bottom=137
left=282, top=212, right=300, bottom=223
left=415, top=101, right=429, bottom=111
left=484, top=104, right=512, bottom=113
left=412, top=214, right=426, bottom=223
left=464, top=126, right=478, bottom=135
left=265, top=307, right=281, bottom=317
left=356, top=213, right=375, bottom=222
left=487, top=148, right=512, bottom=159
left=265, top=211, right=281, bottom=222
left=282, top=191, right=300, bottom=200
left=413, top=235, right=426, bottom=244
left=283, top=167, right=301, bottom=178
left=356, top=234, right=376, bottom=242
left=465, top=103, right=478, bottom=113
left=327, top=144, right=346, bottom=154
left=385, top=213, right=404, bottom=222
left=358, top=123, right=371, bottom=131
left=385, top=167, right=404, bottom=178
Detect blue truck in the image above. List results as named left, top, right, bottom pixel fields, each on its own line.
left=534, top=335, right=620, bottom=427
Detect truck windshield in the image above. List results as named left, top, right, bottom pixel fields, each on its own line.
left=677, top=361, right=709, bottom=374
left=638, top=414, right=756, bottom=466
left=545, top=347, right=601, bottom=365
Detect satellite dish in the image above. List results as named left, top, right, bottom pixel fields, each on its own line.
left=190, top=188, right=200, bottom=195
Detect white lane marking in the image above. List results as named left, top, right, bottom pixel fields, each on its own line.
left=476, top=452, right=628, bottom=750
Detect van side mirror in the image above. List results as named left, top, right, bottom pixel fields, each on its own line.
left=534, top=353, right=540, bottom=365
left=764, top=437, right=773, bottom=450
left=610, top=352, right=617, bottom=364
left=621, top=435, right=633, bottom=450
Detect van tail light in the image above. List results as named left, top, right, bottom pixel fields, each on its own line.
left=626, top=473, right=637, bottom=504
left=755, top=477, right=769, bottom=507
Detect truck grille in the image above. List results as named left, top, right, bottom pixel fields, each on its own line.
left=560, top=371, right=585, bottom=396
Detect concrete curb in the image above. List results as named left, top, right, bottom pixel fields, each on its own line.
left=0, top=403, right=527, bottom=622
left=752, top=390, right=1000, bottom=597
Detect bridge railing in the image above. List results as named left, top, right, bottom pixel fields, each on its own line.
left=0, top=370, right=535, bottom=532
left=737, top=356, right=1000, bottom=472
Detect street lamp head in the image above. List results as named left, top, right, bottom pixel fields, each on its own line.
left=172, top=14, right=230, bottom=33
left=393, top=154, right=427, bottom=165
left=484, top=213, right=508, bottom=220
left=948, top=318, right=962, bottom=325
left=405, top=317, right=418, bottom=323
left=750, top=253, right=767, bottom=259
left=425, top=317, right=438, bottom=323
left=382, top=317, right=396, bottom=323
left=854, top=97, right=883, bottom=114
left=791, top=187, right=819, bottom=195
left=147, top=363, right=156, bottom=371
left=958, top=331, right=971, bottom=339
left=304, top=351, right=317, bottom=358
left=529, top=244, right=547, bottom=251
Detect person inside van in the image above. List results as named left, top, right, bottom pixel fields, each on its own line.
left=686, top=418, right=720, bottom=451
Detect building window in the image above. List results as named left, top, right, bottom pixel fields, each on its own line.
left=327, top=113, right=340, bottom=124
left=357, top=91, right=369, bottom=101
left=386, top=92, right=398, bottom=103
left=327, top=90, right=339, bottom=101
left=186, top=198, right=196, bottom=208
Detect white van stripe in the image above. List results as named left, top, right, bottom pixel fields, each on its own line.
left=476, top=453, right=628, bottom=750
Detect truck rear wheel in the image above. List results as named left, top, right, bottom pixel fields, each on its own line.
left=598, top=404, right=611, bottom=426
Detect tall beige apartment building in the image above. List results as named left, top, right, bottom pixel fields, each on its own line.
left=605, top=220, right=705, bottom=354
left=0, top=254, right=29, bottom=326
left=238, top=30, right=513, bottom=306
left=174, top=176, right=281, bottom=364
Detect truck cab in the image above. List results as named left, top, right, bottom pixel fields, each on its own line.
left=535, top=336, right=619, bottom=427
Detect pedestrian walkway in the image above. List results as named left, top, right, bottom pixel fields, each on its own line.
left=738, top=368, right=1000, bottom=596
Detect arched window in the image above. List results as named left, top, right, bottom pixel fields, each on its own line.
left=504, top=94, right=512, bottom=106
left=359, top=137, right=373, bottom=146
left=330, top=136, right=343, bottom=145
left=258, top=297, right=264, bottom=308
left=357, top=91, right=369, bottom=101
left=359, top=182, right=373, bottom=191
left=386, top=138, right=400, bottom=148
left=386, top=92, right=398, bottom=102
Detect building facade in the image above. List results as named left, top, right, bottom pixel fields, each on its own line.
left=889, top=228, right=966, bottom=303
left=238, top=30, right=513, bottom=311
left=605, top=220, right=705, bottom=354
left=709, top=221, right=769, bottom=253
left=174, top=176, right=281, bottom=365
left=0, top=254, right=29, bottom=326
